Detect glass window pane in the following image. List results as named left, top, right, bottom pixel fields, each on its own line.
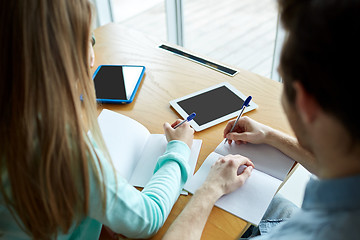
left=112, top=0, right=167, bottom=41
left=183, top=0, right=278, bottom=78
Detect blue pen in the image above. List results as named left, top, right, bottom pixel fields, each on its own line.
left=174, top=112, right=196, bottom=129
left=224, top=96, right=252, bottom=144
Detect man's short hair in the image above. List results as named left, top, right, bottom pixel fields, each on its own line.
left=278, top=0, right=360, bottom=142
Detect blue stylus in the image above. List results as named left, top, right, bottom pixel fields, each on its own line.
left=224, top=96, right=252, bottom=144
left=174, top=112, right=196, bottom=129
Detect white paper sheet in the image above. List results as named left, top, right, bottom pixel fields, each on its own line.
left=129, top=134, right=168, bottom=186
left=97, top=109, right=202, bottom=195
left=130, top=134, right=202, bottom=189
left=98, top=109, right=150, bottom=180
left=215, top=142, right=294, bottom=180
left=185, top=141, right=294, bottom=225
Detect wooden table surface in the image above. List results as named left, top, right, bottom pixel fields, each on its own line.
left=94, top=23, right=293, bottom=240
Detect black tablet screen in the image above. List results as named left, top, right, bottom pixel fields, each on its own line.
left=93, top=66, right=143, bottom=100
left=177, top=86, right=244, bottom=126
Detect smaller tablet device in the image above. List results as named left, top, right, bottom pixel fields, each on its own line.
left=93, top=65, right=145, bottom=104
left=170, top=82, right=258, bottom=131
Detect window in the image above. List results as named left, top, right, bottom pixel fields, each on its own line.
left=106, top=0, right=279, bottom=79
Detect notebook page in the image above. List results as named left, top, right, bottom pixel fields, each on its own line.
left=130, top=134, right=202, bottom=190
left=215, top=142, right=294, bottom=181
left=129, top=134, right=167, bottom=186
left=97, top=109, right=150, bottom=180
left=184, top=152, right=282, bottom=225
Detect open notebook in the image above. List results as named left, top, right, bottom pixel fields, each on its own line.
left=184, top=141, right=294, bottom=225
left=97, top=109, right=202, bottom=194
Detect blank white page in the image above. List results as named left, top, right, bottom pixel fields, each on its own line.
left=129, top=134, right=168, bottom=186
left=216, top=167, right=282, bottom=225
left=97, top=109, right=150, bottom=180
left=130, top=134, right=202, bottom=189
left=215, top=142, right=294, bottom=180
left=184, top=152, right=282, bottom=225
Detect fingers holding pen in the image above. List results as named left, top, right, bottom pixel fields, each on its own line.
left=164, top=120, right=194, bottom=149
left=170, top=119, right=183, bottom=128
left=224, top=116, right=271, bottom=145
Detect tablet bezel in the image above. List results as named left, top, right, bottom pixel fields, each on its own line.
left=92, top=65, right=145, bottom=104
left=169, top=82, right=258, bottom=131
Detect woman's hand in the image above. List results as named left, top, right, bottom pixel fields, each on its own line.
left=224, top=116, right=273, bottom=145
left=163, top=120, right=194, bottom=149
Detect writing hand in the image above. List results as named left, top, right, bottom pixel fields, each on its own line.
left=223, top=116, right=272, bottom=145
left=163, top=119, right=194, bottom=149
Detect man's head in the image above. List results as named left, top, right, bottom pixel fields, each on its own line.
left=278, top=0, right=360, bottom=150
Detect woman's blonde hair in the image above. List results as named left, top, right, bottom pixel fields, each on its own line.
left=0, top=0, right=109, bottom=238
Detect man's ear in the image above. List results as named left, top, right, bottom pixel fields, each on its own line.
left=293, top=81, right=319, bottom=124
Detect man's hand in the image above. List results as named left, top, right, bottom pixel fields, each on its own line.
left=163, top=154, right=253, bottom=240
left=201, top=154, right=254, bottom=198
left=224, top=116, right=273, bottom=145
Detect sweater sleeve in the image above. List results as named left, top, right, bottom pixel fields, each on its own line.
left=88, top=140, right=191, bottom=239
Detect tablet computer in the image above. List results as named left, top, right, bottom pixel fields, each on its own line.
left=93, top=65, right=145, bottom=104
left=170, top=82, right=258, bottom=131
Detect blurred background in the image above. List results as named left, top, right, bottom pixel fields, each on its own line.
left=92, top=0, right=282, bottom=80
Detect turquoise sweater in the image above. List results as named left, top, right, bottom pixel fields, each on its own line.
left=0, top=140, right=191, bottom=239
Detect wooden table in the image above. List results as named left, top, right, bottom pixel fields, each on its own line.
left=94, top=23, right=293, bottom=240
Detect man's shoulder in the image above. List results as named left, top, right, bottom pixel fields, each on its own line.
left=257, top=208, right=360, bottom=240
